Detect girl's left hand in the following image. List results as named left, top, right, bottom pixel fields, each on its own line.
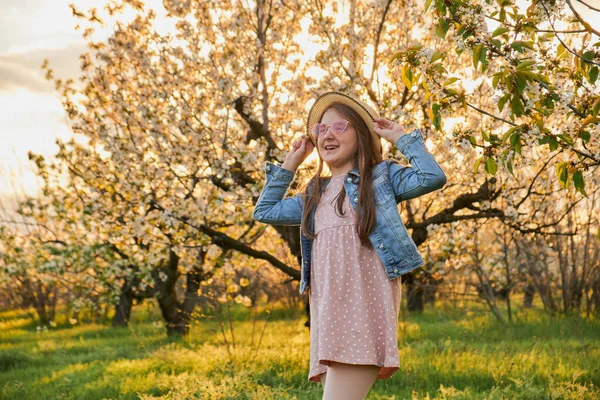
left=373, top=117, right=407, bottom=144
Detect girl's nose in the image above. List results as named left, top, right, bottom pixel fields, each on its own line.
left=320, top=126, right=335, bottom=142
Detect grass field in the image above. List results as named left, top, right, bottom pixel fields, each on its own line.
left=0, top=298, right=599, bottom=399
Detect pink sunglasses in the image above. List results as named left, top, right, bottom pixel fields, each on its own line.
left=310, top=120, right=351, bottom=140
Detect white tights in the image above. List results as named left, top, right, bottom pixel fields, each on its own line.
left=319, top=361, right=380, bottom=400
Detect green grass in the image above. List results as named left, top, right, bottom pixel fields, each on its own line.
left=0, top=298, right=598, bottom=399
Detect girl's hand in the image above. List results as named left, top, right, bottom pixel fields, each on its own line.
left=373, top=117, right=407, bottom=144
left=281, top=134, right=315, bottom=171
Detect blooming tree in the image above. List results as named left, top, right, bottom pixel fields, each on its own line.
left=15, top=0, right=599, bottom=331
left=398, top=0, right=599, bottom=193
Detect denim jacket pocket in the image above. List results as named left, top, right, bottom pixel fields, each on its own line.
left=372, top=173, right=395, bottom=205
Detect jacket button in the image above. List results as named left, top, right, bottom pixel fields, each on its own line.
left=394, top=268, right=399, bottom=273
left=353, top=197, right=358, bottom=203
left=346, top=177, right=352, bottom=183
left=266, top=165, right=271, bottom=172
left=379, top=244, right=384, bottom=249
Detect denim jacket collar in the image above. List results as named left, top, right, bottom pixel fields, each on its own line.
left=323, top=168, right=360, bottom=179
left=348, top=167, right=360, bottom=177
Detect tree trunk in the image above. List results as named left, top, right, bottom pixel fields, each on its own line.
left=112, top=285, right=134, bottom=327
left=154, top=248, right=212, bottom=336
left=523, top=282, right=535, bottom=308
left=154, top=250, right=186, bottom=336
left=180, top=249, right=210, bottom=334
left=406, top=276, right=424, bottom=313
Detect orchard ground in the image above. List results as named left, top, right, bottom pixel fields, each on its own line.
left=0, top=296, right=599, bottom=399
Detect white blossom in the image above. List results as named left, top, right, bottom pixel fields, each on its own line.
left=505, top=205, right=518, bottom=219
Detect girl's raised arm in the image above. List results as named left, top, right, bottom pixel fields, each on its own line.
left=387, top=128, right=447, bottom=203
left=252, top=162, right=303, bottom=226
left=252, top=135, right=314, bottom=226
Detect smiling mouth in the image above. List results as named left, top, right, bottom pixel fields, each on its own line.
left=323, top=145, right=339, bottom=151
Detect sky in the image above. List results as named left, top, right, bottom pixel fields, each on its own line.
left=0, top=0, right=599, bottom=209
left=0, top=0, right=167, bottom=209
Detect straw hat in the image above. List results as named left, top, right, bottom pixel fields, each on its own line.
left=305, top=91, right=382, bottom=154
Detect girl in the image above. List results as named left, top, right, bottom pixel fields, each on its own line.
left=253, top=91, right=447, bottom=399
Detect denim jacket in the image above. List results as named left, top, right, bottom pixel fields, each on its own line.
left=253, top=128, right=447, bottom=295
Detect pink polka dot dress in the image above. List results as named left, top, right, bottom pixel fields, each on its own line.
left=307, top=173, right=402, bottom=383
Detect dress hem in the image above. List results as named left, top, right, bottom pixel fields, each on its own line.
left=308, top=357, right=400, bottom=382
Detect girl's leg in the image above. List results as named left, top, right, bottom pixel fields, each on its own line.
left=319, top=371, right=327, bottom=388
left=322, top=361, right=380, bottom=400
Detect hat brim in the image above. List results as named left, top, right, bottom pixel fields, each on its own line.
left=306, top=91, right=382, bottom=154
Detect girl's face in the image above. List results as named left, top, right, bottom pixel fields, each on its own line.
left=317, top=108, right=358, bottom=173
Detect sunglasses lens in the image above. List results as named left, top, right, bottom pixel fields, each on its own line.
left=321, top=124, right=329, bottom=135
left=312, top=124, right=321, bottom=137
left=331, top=121, right=347, bottom=135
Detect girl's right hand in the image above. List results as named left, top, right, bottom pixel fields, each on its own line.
left=282, top=134, right=314, bottom=171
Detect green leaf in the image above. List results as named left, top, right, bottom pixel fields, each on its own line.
left=424, top=0, right=434, bottom=12
left=435, top=0, right=446, bottom=13
left=506, top=157, right=514, bottom=176
left=557, top=44, right=566, bottom=58
left=521, top=41, right=535, bottom=50
left=498, top=93, right=511, bottom=112
left=510, top=132, right=521, bottom=147
left=578, top=130, right=591, bottom=143
left=581, top=115, right=600, bottom=126
left=549, top=136, right=559, bottom=151
left=430, top=51, right=443, bottom=63
left=469, top=135, right=477, bottom=147
left=504, top=74, right=514, bottom=91
left=436, top=18, right=450, bottom=39
left=501, top=126, right=520, bottom=144
left=388, top=52, right=403, bottom=65
left=582, top=50, right=595, bottom=62
left=515, top=72, right=527, bottom=94
left=492, top=27, right=509, bottom=37
left=443, top=77, right=461, bottom=86
left=489, top=133, right=501, bottom=144
left=432, top=63, right=448, bottom=74
left=474, top=156, right=483, bottom=173
left=510, top=96, right=525, bottom=117
left=511, top=42, right=523, bottom=53
left=511, top=41, right=534, bottom=54
left=406, top=67, right=413, bottom=83
left=572, top=171, right=588, bottom=197
left=485, top=157, right=498, bottom=175
left=481, top=129, right=490, bottom=142
left=589, top=66, right=598, bottom=84
left=480, top=47, right=488, bottom=72
left=492, top=39, right=502, bottom=51
left=401, top=65, right=413, bottom=88
left=508, top=131, right=522, bottom=155
left=492, top=72, right=503, bottom=88
left=432, top=103, right=442, bottom=131
left=556, top=161, right=569, bottom=189
left=517, top=60, right=537, bottom=70
left=513, top=138, right=522, bottom=155
left=592, top=98, right=600, bottom=117
left=520, top=70, right=540, bottom=80
left=543, top=95, right=555, bottom=110
left=473, top=43, right=484, bottom=69
left=557, top=134, right=574, bottom=146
